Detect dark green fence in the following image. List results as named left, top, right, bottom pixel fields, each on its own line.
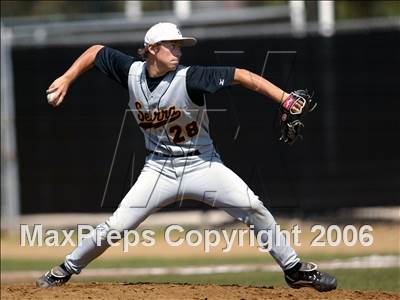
left=13, top=29, right=400, bottom=214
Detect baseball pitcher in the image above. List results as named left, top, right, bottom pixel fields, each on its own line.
left=37, top=23, right=336, bottom=292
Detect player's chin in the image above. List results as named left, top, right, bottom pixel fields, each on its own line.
left=169, top=60, right=179, bottom=69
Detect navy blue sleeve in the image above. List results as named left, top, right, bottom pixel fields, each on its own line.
left=186, top=66, right=235, bottom=105
left=94, top=47, right=138, bottom=89
left=186, top=66, right=235, bottom=93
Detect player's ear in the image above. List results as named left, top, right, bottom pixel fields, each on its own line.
left=148, top=43, right=160, bottom=55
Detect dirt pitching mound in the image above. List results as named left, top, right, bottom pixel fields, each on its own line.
left=2, top=282, right=399, bottom=300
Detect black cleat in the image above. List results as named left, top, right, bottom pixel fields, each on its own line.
left=285, top=262, right=337, bottom=292
left=36, top=264, right=72, bottom=288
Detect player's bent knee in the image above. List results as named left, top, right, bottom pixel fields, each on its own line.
left=247, top=201, right=276, bottom=228
left=92, top=223, right=122, bottom=245
left=95, top=223, right=110, bottom=239
left=248, top=198, right=270, bottom=215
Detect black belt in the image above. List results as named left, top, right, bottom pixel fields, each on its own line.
left=147, top=150, right=201, bottom=158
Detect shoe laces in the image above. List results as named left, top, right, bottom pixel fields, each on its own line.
left=47, top=268, right=71, bottom=285
left=302, top=269, right=321, bottom=283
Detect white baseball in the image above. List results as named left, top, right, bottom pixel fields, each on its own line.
left=47, top=92, right=57, bottom=102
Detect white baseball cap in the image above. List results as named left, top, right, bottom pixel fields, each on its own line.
left=144, top=22, right=197, bottom=47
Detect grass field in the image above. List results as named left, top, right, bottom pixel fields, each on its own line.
left=1, top=251, right=397, bottom=271
left=2, top=254, right=399, bottom=291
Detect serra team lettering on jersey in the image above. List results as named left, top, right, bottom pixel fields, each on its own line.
left=128, top=62, right=214, bottom=156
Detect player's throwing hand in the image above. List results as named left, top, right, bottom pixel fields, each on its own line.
left=46, top=44, right=104, bottom=107
left=46, top=75, right=71, bottom=107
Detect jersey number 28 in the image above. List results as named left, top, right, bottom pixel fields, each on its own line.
left=169, top=121, right=199, bottom=143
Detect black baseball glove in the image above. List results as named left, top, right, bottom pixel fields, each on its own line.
left=278, top=89, right=317, bottom=145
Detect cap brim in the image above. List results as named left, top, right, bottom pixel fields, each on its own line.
left=180, top=37, right=197, bottom=47
left=161, top=37, right=197, bottom=47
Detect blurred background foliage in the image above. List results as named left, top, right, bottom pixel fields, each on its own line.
left=335, top=0, right=400, bottom=19
left=2, top=0, right=399, bottom=20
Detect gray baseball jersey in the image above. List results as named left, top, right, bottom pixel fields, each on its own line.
left=128, top=62, right=214, bottom=156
